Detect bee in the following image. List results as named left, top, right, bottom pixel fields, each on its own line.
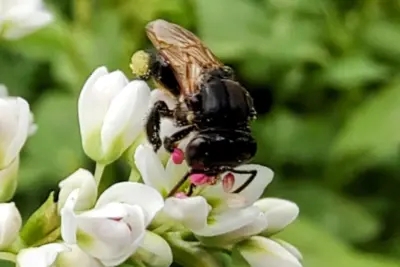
left=131, top=19, right=258, bottom=197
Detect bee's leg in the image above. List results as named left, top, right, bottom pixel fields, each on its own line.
left=163, top=125, right=196, bottom=153
left=167, top=171, right=192, bottom=197
left=146, top=100, right=173, bottom=152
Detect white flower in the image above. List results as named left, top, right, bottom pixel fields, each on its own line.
left=0, top=0, right=53, bottom=40
left=78, top=66, right=151, bottom=165
left=134, top=144, right=273, bottom=237
left=254, top=198, right=299, bottom=236
left=57, top=168, right=97, bottom=213
left=0, top=157, right=19, bottom=202
left=0, top=95, right=31, bottom=169
left=16, top=243, right=104, bottom=267
left=60, top=176, right=164, bottom=266
left=235, top=236, right=302, bottom=267
left=132, top=231, right=173, bottom=267
left=0, top=202, right=22, bottom=249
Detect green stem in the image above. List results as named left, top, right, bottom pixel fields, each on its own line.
left=94, top=163, right=106, bottom=186
left=128, top=167, right=141, bottom=182
left=0, top=252, right=16, bottom=263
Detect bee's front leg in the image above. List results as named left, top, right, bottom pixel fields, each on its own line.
left=163, top=125, right=196, bottom=152
left=146, top=100, right=173, bottom=152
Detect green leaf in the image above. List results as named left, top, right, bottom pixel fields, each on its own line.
left=331, top=82, right=400, bottom=167
left=276, top=217, right=400, bottom=267
left=20, top=192, right=60, bottom=246
left=322, top=54, right=389, bottom=89
left=18, top=92, right=86, bottom=191
left=272, top=182, right=380, bottom=243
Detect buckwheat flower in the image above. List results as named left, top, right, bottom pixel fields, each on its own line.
left=0, top=95, right=31, bottom=169
left=0, top=202, right=22, bottom=249
left=60, top=171, right=165, bottom=266
left=0, top=0, right=53, bottom=40
left=16, top=243, right=104, bottom=267
left=134, top=144, right=273, bottom=237
left=78, top=66, right=151, bottom=165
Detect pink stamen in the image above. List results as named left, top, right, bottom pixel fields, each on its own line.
left=222, top=172, right=235, bottom=192
left=171, top=148, right=184, bottom=164
left=190, top=173, right=211, bottom=186
left=175, top=192, right=188, bottom=199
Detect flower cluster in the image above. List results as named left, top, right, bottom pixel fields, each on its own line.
left=0, top=64, right=303, bottom=267
left=0, top=12, right=303, bottom=266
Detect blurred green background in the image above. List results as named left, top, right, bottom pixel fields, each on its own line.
left=2, top=0, right=400, bottom=266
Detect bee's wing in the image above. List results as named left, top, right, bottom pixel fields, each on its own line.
left=146, top=19, right=223, bottom=95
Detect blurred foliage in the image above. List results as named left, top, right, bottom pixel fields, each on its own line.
left=2, top=0, right=400, bottom=266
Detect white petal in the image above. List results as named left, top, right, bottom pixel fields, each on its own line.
left=95, top=182, right=164, bottom=225
left=134, top=144, right=170, bottom=193
left=56, top=244, right=104, bottom=267
left=58, top=168, right=97, bottom=213
left=201, top=164, right=273, bottom=212
left=0, top=97, right=30, bottom=168
left=254, top=198, right=299, bottom=235
left=78, top=67, right=108, bottom=142
left=0, top=156, right=19, bottom=202
left=274, top=239, right=303, bottom=262
left=101, top=80, right=150, bottom=157
left=60, top=189, right=79, bottom=244
left=17, top=243, right=69, bottom=267
left=194, top=206, right=261, bottom=237
left=135, top=231, right=173, bottom=267
left=197, top=211, right=268, bottom=246
left=236, top=236, right=302, bottom=267
left=165, top=152, right=190, bottom=191
left=76, top=203, right=146, bottom=266
left=0, top=85, right=8, bottom=97
left=0, top=202, right=22, bottom=249
left=2, top=8, right=53, bottom=40
left=163, top=196, right=210, bottom=231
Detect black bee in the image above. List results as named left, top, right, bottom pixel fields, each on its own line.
left=131, top=19, right=258, bottom=197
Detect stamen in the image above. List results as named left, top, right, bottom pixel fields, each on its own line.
left=190, top=174, right=211, bottom=186
left=171, top=148, right=184, bottom=164
left=175, top=192, right=188, bottom=199
left=222, top=172, right=235, bottom=192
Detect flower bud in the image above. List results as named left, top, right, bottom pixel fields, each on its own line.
left=132, top=231, right=173, bottom=267
left=235, top=236, right=302, bottom=267
left=57, top=168, right=97, bottom=213
left=254, top=198, right=299, bottom=235
left=78, top=66, right=151, bottom=165
left=16, top=243, right=103, bottom=267
left=0, top=0, right=53, bottom=40
left=0, top=202, right=22, bottom=249
left=0, top=96, right=31, bottom=169
left=0, top=157, right=19, bottom=202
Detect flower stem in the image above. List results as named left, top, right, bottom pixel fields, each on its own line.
left=128, top=167, right=141, bottom=182
left=94, top=163, right=106, bottom=186
left=0, top=252, right=16, bottom=263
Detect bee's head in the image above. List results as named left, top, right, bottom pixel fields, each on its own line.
left=130, top=50, right=151, bottom=79
left=185, top=129, right=257, bottom=170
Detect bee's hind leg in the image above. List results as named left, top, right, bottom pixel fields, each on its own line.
left=146, top=101, right=174, bottom=152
